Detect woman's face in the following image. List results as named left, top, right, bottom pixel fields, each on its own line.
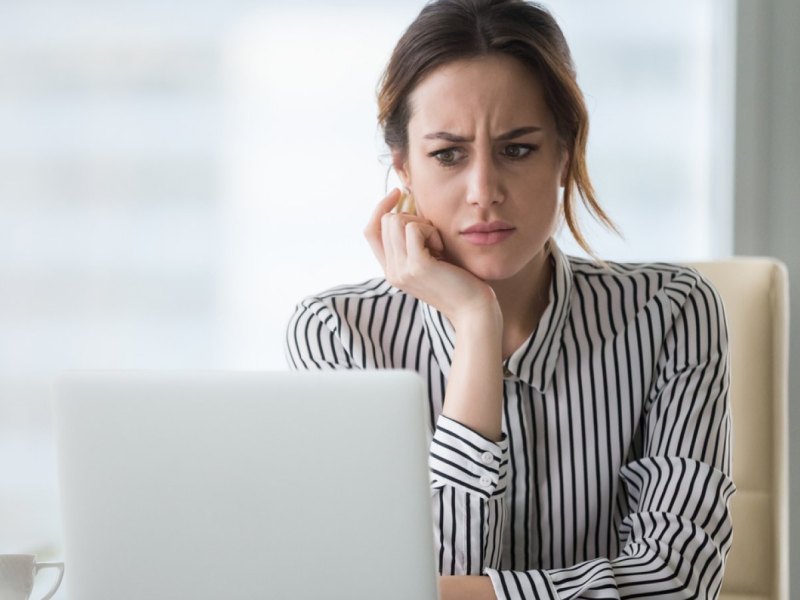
left=394, top=53, right=567, bottom=283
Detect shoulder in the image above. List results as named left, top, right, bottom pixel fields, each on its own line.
left=567, top=254, right=726, bottom=328
left=288, top=276, right=418, bottom=340
left=291, top=277, right=405, bottom=320
left=285, top=277, right=420, bottom=370
left=570, top=255, right=721, bottom=300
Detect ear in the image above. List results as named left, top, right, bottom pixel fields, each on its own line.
left=392, top=151, right=412, bottom=192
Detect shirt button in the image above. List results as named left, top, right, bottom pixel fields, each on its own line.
left=479, top=475, right=492, bottom=487
left=503, top=367, right=512, bottom=378
left=480, top=451, right=494, bottom=465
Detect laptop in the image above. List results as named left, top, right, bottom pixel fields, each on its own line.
left=53, top=370, right=439, bottom=600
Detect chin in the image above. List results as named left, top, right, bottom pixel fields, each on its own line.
left=453, top=242, right=549, bottom=283
left=460, top=257, right=528, bottom=283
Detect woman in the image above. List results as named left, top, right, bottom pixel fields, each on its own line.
left=286, top=1, right=734, bottom=598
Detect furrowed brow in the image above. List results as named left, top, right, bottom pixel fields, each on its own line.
left=423, top=126, right=542, bottom=142
left=423, top=131, right=470, bottom=142
left=496, top=126, right=542, bottom=141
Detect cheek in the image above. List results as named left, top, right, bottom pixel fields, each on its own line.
left=523, top=165, right=564, bottom=207
left=413, top=199, right=448, bottom=229
left=406, top=159, right=452, bottom=220
left=408, top=156, right=444, bottom=193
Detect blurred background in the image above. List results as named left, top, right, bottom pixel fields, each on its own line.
left=1, top=0, right=797, bottom=597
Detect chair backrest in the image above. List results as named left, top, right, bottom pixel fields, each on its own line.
left=686, top=259, right=789, bottom=600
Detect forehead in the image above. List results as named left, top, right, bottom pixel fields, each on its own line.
left=407, top=54, right=552, bottom=135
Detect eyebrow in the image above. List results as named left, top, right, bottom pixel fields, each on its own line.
left=422, top=126, right=542, bottom=142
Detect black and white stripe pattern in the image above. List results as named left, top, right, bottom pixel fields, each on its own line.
left=285, top=238, right=734, bottom=599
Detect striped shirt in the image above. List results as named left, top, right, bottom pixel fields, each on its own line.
left=285, top=238, right=734, bottom=599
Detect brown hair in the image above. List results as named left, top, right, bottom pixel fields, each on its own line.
left=376, top=0, right=620, bottom=257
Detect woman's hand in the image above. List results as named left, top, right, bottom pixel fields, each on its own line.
left=364, top=188, right=499, bottom=330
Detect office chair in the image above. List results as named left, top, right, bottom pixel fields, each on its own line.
left=687, top=259, right=789, bottom=600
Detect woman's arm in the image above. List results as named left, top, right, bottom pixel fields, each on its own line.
left=365, top=189, right=509, bottom=590
left=442, top=303, right=504, bottom=441
left=364, top=188, right=506, bottom=441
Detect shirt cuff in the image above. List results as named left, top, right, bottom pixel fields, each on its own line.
left=429, top=415, right=508, bottom=499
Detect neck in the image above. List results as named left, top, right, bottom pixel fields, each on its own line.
left=489, top=243, right=553, bottom=359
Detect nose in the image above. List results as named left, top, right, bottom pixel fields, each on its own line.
left=465, top=151, right=503, bottom=208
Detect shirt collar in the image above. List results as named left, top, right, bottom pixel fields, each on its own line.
left=420, top=238, right=573, bottom=392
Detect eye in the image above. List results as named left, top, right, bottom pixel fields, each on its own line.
left=428, top=147, right=465, bottom=167
left=501, top=143, right=537, bottom=159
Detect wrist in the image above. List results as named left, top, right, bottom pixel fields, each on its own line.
left=439, top=575, right=497, bottom=600
left=450, top=296, right=503, bottom=334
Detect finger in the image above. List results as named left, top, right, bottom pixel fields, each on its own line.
left=364, top=188, right=402, bottom=265
left=405, top=222, right=427, bottom=265
left=406, top=221, right=431, bottom=259
left=382, top=211, right=429, bottom=264
left=406, top=221, right=445, bottom=261
left=383, top=213, right=411, bottom=273
left=365, top=188, right=402, bottom=240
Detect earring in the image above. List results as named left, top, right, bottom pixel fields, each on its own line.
left=398, top=188, right=415, bottom=215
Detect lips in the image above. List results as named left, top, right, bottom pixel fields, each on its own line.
left=460, top=221, right=515, bottom=246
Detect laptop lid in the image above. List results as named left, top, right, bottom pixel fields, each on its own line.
left=53, top=370, right=439, bottom=600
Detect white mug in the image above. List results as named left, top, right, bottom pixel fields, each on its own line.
left=0, top=555, right=64, bottom=600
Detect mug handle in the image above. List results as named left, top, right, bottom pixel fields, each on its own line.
left=34, top=562, right=64, bottom=600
